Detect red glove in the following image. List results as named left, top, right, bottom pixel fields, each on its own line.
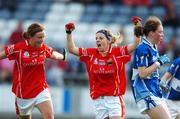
left=65, top=22, right=75, bottom=34
left=131, top=16, right=142, bottom=26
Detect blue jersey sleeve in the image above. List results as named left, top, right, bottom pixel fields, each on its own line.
left=167, top=58, right=180, bottom=76
left=136, top=46, right=149, bottom=67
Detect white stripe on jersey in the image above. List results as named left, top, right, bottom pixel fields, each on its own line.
left=25, top=40, right=28, bottom=46
left=113, top=56, right=120, bottom=95
left=16, top=50, right=23, bottom=98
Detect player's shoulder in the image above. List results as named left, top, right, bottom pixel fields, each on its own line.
left=173, top=57, right=180, bottom=65
left=85, top=47, right=97, bottom=52
left=136, top=42, right=149, bottom=53
left=13, top=40, right=28, bottom=49
left=138, top=42, right=149, bottom=49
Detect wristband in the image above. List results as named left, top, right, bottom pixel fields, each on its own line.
left=66, top=30, right=72, bottom=34
left=62, top=49, right=66, bottom=61
left=155, top=61, right=160, bottom=68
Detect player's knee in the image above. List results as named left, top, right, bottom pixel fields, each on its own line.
left=43, top=112, right=54, bottom=119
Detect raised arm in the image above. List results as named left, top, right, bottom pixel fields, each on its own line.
left=65, top=22, right=79, bottom=56
left=127, top=36, right=141, bottom=54
left=127, top=16, right=143, bottom=54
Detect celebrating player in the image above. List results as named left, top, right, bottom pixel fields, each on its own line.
left=131, top=16, right=171, bottom=119
left=0, top=23, right=66, bottom=119
left=65, top=21, right=140, bottom=119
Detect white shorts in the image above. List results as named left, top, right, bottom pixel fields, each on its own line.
left=166, top=99, right=180, bottom=119
left=15, top=88, right=52, bottom=116
left=93, top=96, right=125, bottom=119
left=137, top=96, right=167, bottom=114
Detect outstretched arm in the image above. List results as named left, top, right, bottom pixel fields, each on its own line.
left=65, top=23, right=79, bottom=56
left=50, top=48, right=66, bottom=61
left=0, top=50, right=7, bottom=60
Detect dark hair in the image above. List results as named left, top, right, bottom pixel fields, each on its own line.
left=96, top=29, right=122, bottom=44
left=134, top=16, right=162, bottom=37
left=96, top=29, right=112, bottom=41
left=23, top=23, right=45, bottom=39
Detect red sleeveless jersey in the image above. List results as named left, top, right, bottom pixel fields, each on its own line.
left=4, top=40, right=53, bottom=99
left=79, top=46, right=131, bottom=99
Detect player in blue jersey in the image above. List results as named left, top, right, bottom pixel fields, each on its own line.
left=131, top=16, right=171, bottom=119
left=160, top=56, right=180, bottom=119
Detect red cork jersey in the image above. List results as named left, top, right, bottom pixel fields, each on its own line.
left=4, top=40, right=53, bottom=99
left=79, top=46, right=131, bottom=99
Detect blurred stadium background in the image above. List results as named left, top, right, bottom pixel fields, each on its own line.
left=0, top=0, right=179, bottom=119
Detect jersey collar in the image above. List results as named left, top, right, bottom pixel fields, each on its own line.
left=142, top=37, right=157, bottom=51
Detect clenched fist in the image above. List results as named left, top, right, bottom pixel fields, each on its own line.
left=65, top=22, right=75, bottom=34
left=131, top=16, right=143, bottom=37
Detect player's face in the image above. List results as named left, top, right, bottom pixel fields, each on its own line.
left=96, top=33, right=109, bottom=52
left=31, top=31, right=45, bottom=47
left=153, top=25, right=164, bottom=44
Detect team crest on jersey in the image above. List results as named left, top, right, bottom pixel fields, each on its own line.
left=39, top=51, right=44, bottom=57
left=23, top=51, right=30, bottom=58
left=107, top=58, right=112, bottom=65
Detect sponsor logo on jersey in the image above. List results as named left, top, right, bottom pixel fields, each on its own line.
left=99, top=60, right=106, bottom=65
left=32, top=52, right=38, bottom=58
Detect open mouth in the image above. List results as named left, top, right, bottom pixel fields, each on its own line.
left=97, top=44, right=101, bottom=47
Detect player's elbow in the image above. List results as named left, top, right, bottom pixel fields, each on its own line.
left=68, top=48, right=74, bottom=53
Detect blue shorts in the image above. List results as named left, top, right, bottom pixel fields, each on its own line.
left=137, top=95, right=167, bottom=114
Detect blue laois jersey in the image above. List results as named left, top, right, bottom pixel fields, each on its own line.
left=131, top=38, right=162, bottom=102
left=165, top=57, right=180, bottom=100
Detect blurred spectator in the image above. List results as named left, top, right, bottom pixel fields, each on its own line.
left=162, top=2, right=180, bottom=29
left=0, top=59, right=13, bottom=83
left=46, top=61, right=64, bottom=86
left=156, top=0, right=172, bottom=7
left=122, top=0, right=150, bottom=6
left=8, top=21, right=24, bottom=44
left=0, top=43, right=13, bottom=83
left=0, top=0, right=18, bottom=13
left=166, top=36, right=179, bottom=60
left=158, top=40, right=166, bottom=55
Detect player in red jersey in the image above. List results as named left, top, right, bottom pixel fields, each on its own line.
left=65, top=22, right=141, bottom=119
left=0, top=23, right=66, bottom=119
